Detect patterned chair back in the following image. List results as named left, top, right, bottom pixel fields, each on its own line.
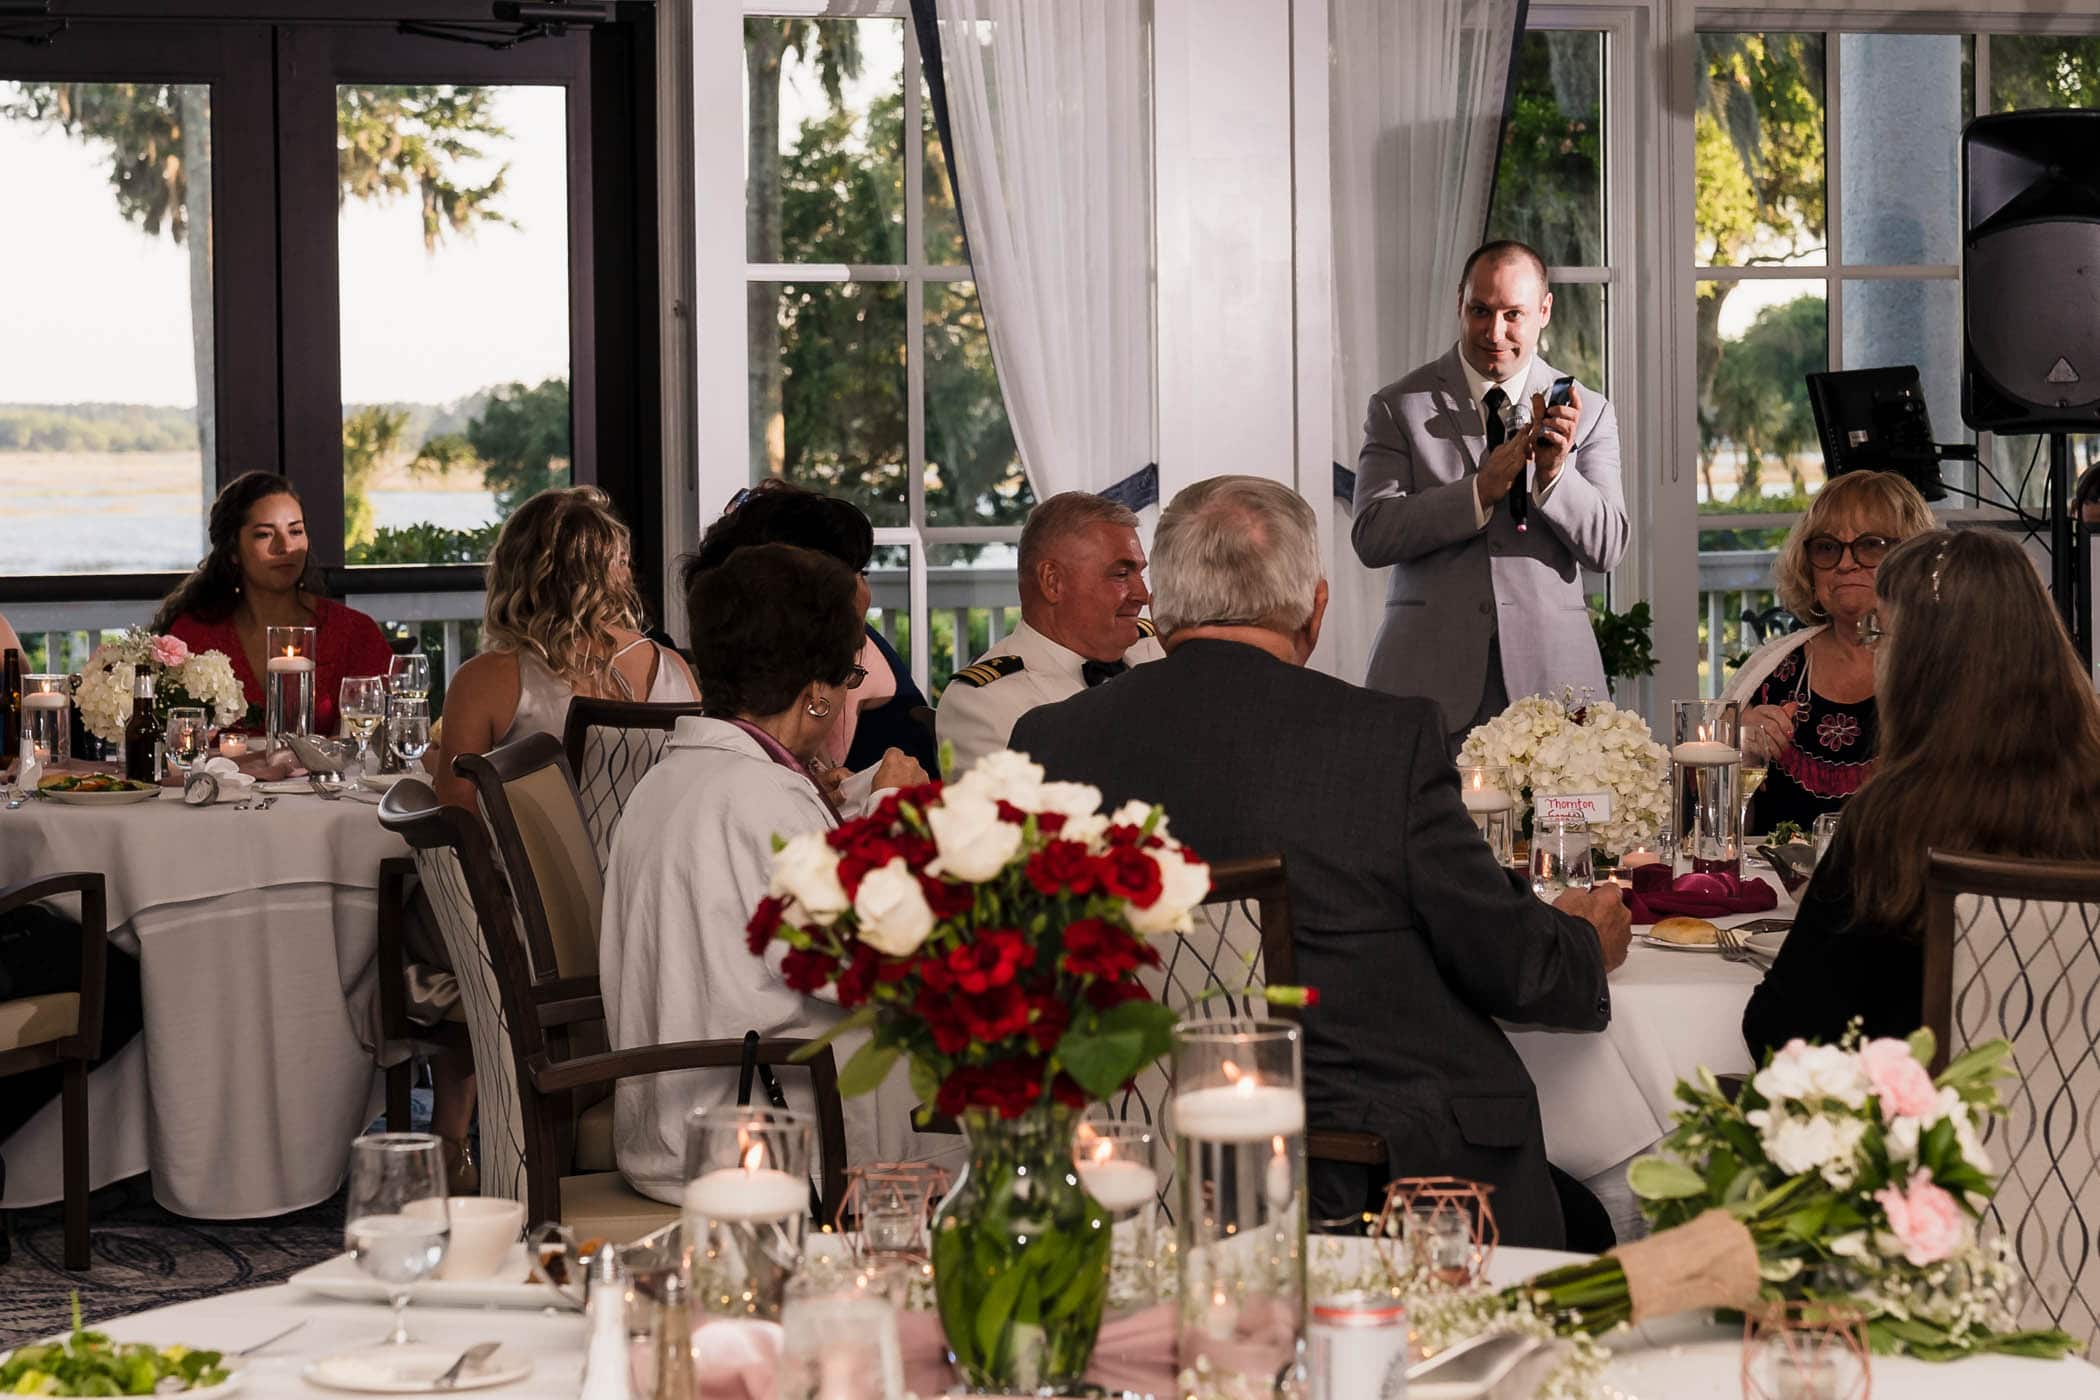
left=1926, top=850, right=2100, bottom=1354
left=458, top=734, right=604, bottom=984
left=561, top=699, right=707, bottom=873
left=379, top=781, right=535, bottom=1208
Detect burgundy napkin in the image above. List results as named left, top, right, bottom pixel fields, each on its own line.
left=1620, top=862, right=1777, bottom=925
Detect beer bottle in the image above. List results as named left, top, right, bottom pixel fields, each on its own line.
left=1, top=647, right=19, bottom=763
left=123, top=668, right=158, bottom=782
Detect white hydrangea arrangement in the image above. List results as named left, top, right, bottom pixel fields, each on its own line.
left=1457, top=689, right=1669, bottom=858
left=74, top=630, right=248, bottom=746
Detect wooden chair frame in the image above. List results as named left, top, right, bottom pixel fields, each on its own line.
left=1923, top=848, right=2100, bottom=1074
left=376, top=780, right=848, bottom=1225
left=374, top=854, right=471, bottom=1132
left=0, top=872, right=108, bottom=1269
left=559, top=696, right=706, bottom=782
left=1204, top=856, right=1388, bottom=1170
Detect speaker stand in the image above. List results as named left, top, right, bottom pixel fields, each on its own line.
left=2048, top=432, right=2091, bottom=663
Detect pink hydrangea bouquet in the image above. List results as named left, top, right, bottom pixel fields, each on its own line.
left=1508, top=1029, right=2077, bottom=1359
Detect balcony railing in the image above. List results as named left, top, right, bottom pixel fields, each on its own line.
left=6, top=556, right=1800, bottom=700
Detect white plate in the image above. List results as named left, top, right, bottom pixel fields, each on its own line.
left=287, top=1245, right=555, bottom=1309
left=302, top=1347, right=531, bottom=1394
left=258, top=778, right=321, bottom=795
left=1635, top=929, right=1785, bottom=955
left=37, top=783, right=163, bottom=806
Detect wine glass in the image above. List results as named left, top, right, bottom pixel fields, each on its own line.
left=1739, top=759, right=1769, bottom=841
left=339, top=676, right=388, bottom=778
left=1530, top=820, right=1594, bottom=900
left=388, top=696, right=432, bottom=770
left=164, top=706, right=207, bottom=777
left=387, top=652, right=431, bottom=702
left=344, top=1133, right=449, bottom=1346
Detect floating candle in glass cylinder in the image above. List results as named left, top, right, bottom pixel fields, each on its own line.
left=1074, top=1120, right=1164, bottom=1310
left=1172, top=1020, right=1308, bottom=1394
left=682, top=1106, right=812, bottom=1320
left=1457, top=763, right=1516, bottom=865
left=264, top=626, right=317, bottom=753
left=1672, top=700, right=1742, bottom=878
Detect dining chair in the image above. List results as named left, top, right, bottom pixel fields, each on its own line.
left=377, top=778, right=848, bottom=1240
left=374, top=854, right=471, bottom=1132
left=0, top=872, right=108, bottom=1270
left=1108, top=854, right=1386, bottom=1201
left=1924, top=848, right=2100, bottom=1353
left=559, top=698, right=707, bottom=873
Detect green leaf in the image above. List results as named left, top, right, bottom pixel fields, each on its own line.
left=909, top=1055, right=943, bottom=1111
left=837, top=1039, right=902, bottom=1098
left=1098, top=998, right=1178, bottom=1059
left=787, top=1006, right=878, bottom=1063
left=1906, top=1026, right=1936, bottom=1066
left=974, top=1251, right=1032, bottom=1360
left=1057, top=1028, right=1147, bottom=1100
left=1627, top=1156, right=1708, bottom=1200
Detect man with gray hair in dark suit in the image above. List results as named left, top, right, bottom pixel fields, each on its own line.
left=1011, top=475, right=1631, bottom=1247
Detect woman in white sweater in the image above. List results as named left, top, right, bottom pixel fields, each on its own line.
left=599, top=544, right=938, bottom=1204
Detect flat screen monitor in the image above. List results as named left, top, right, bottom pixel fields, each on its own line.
left=1805, top=365, right=1949, bottom=502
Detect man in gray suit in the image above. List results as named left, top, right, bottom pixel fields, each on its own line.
left=1354, top=240, right=1630, bottom=746
left=1012, top=476, right=1631, bottom=1247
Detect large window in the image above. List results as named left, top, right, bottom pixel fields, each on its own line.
left=1687, top=29, right=2100, bottom=695
left=743, top=14, right=1031, bottom=698
left=0, top=12, right=656, bottom=688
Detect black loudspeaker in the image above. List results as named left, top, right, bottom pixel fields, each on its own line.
left=1962, top=110, right=2100, bottom=433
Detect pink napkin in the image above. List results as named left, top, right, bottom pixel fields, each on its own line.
left=899, top=1303, right=1179, bottom=1397
left=690, top=1319, right=782, bottom=1400
left=1621, top=863, right=1777, bottom=925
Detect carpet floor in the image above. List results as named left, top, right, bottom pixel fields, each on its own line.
left=0, top=1178, right=347, bottom=1347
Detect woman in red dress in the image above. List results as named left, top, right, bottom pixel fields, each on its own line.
left=152, top=472, right=396, bottom=733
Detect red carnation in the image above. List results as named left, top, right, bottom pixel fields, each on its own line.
left=1051, top=1071, right=1090, bottom=1111
left=937, top=1058, right=1051, bottom=1119
left=1104, top=823, right=1145, bottom=848
left=919, top=875, right=976, bottom=920
left=945, top=928, right=1031, bottom=995
left=1036, top=812, right=1068, bottom=837
left=914, top=988, right=973, bottom=1054
left=1027, top=839, right=1101, bottom=897
left=1085, top=979, right=1151, bottom=1010
left=745, top=896, right=789, bottom=956
left=1098, top=846, right=1164, bottom=908
left=996, top=800, right=1030, bottom=826
left=781, top=947, right=836, bottom=994
left=957, top=983, right=1033, bottom=1043
left=1062, top=918, right=1144, bottom=980
left=1027, top=993, right=1071, bottom=1052
left=835, top=946, right=881, bottom=1008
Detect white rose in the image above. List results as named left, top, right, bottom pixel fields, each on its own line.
left=770, top=830, right=851, bottom=924
left=953, top=749, right=1044, bottom=807
left=1126, top=845, right=1212, bottom=936
left=1760, top=1113, right=1865, bottom=1178
left=851, top=858, right=936, bottom=956
left=1107, top=798, right=1162, bottom=834
left=1034, top=780, right=1104, bottom=825
left=925, top=789, right=1026, bottom=882
left=1752, top=1040, right=1870, bottom=1109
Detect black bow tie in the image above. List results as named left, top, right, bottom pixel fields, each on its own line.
left=1081, top=658, right=1129, bottom=688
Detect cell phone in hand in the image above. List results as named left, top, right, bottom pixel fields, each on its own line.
left=1546, top=375, right=1576, bottom=409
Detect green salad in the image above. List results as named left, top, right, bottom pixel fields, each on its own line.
left=0, top=1296, right=228, bottom=1395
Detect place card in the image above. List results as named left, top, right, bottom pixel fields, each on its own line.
left=1535, top=791, right=1613, bottom=825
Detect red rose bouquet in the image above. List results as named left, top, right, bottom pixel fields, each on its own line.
left=749, top=748, right=1214, bottom=1390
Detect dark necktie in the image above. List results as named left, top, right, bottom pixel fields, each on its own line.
left=1081, top=658, right=1128, bottom=688
left=1483, top=386, right=1509, bottom=449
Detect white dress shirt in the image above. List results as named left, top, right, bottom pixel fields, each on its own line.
left=1456, top=343, right=1563, bottom=528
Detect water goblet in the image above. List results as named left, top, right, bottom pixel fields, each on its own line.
left=386, top=651, right=431, bottom=702
left=1530, top=820, right=1594, bottom=900
left=163, top=706, right=207, bottom=778
left=1813, top=811, right=1842, bottom=866
left=388, top=696, right=432, bottom=770
left=344, top=1133, right=450, bottom=1346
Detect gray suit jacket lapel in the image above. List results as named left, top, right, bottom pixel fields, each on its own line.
left=1435, top=348, right=1486, bottom=475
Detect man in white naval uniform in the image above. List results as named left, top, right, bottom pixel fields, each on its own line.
left=937, top=492, right=1166, bottom=775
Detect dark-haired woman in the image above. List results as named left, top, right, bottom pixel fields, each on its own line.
left=153, top=472, right=394, bottom=733
left=686, top=481, right=939, bottom=779
left=600, top=544, right=937, bottom=1203
left=1743, top=529, right=2100, bottom=1062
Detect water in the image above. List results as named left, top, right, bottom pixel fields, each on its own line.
left=347, top=1213, right=449, bottom=1286
left=1175, top=1132, right=1306, bottom=1391
left=1675, top=759, right=1742, bottom=877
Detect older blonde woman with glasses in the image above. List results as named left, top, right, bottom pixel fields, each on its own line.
left=1721, top=470, right=1935, bottom=832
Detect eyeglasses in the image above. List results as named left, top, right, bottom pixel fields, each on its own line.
left=1805, top=534, right=1894, bottom=570
left=843, top=664, right=868, bottom=690
left=1857, top=612, right=1887, bottom=648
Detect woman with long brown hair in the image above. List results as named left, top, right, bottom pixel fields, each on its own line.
left=429, top=485, right=697, bottom=810
left=1743, top=528, right=2100, bottom=1059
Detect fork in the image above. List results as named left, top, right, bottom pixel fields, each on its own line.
left=1716, top=926, right=1775, bottom=972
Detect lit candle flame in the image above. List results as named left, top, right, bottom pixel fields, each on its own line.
left=1090, top=1137, right=1115, bottom=1166
left=741, top=1142, right=765, bottom=1173
left=1271, top=1135, right=1285, bottom=1156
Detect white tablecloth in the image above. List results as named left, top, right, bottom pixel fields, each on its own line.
left=63, top=1245, right=2100, bottom=1398
left=1507, top=882, right=1795, bottom=1180
left=0, top=789, right=406, bottom=1217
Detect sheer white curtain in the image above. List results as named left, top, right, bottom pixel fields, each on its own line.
left=1328, top=0, right=1521, bottom=683
left=933, top=0, right=1154, bottom=500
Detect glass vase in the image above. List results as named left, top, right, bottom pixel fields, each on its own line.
left=931, top=1104, right=1110, bottom=1394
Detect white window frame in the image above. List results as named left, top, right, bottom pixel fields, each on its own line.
left=693, top=0, right=1027, bottom=699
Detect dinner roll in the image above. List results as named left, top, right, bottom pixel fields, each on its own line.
left=1650, top=916, right=1719, bottom=946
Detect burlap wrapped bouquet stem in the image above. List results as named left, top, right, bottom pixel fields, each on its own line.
left=1609, top=1209, right=1763, bottom=1324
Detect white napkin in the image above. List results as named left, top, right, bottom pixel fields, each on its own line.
left=202, top=757, right=256, bottom=794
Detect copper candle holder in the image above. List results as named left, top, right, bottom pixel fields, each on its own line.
left=1374, top=1176, right=1498, bottom=1287
left=833, top=1162, right=952, bottom=1264
left=1741, top=1299, right=1871, bottom=1400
